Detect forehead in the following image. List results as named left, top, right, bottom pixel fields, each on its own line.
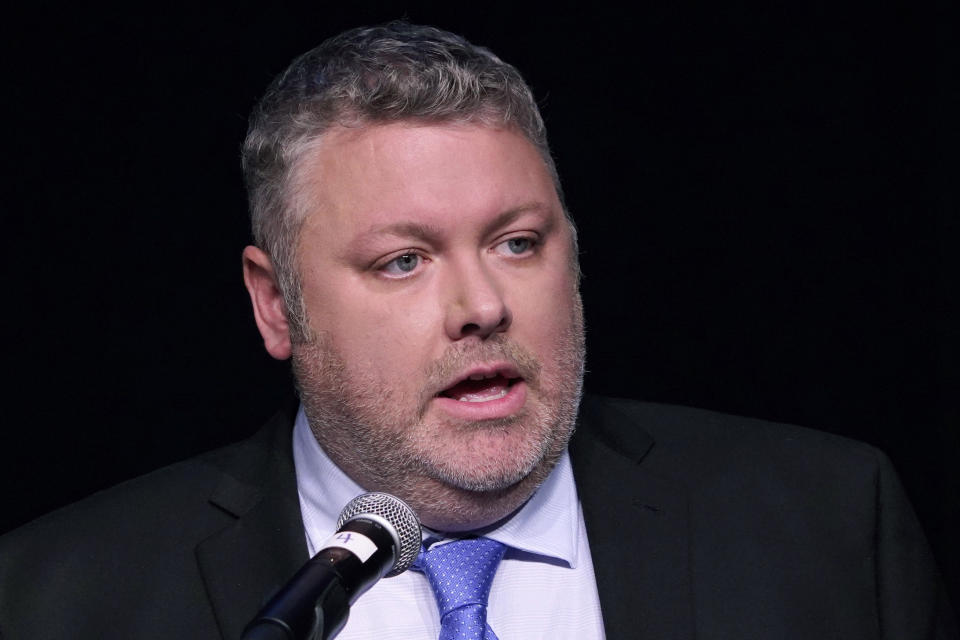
left=293, top=122, right=561, bottom=235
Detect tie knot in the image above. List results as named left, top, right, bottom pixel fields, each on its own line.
left=415, top=537, right=506, bottom=617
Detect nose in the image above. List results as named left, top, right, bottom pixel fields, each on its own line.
left=443, top=256, right=512, bottom=341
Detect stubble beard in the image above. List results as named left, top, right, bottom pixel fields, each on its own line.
left=291, top=295, right=586, bottom=531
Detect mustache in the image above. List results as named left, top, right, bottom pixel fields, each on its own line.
left=423, top=334, right=543, bottom=397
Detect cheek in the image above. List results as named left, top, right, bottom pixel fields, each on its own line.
left=324, top=293, right=441, bottom=376
left=512, top=270, right=578, bottom=340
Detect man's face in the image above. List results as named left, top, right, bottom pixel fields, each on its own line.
left=290, top=122, right=584, bottom=530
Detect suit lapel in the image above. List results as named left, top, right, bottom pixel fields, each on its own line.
left=571, top=397, right=695, bottom=639
left=195, top=409, right=310, bottom=640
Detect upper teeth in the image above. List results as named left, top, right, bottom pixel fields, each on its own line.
left=468, top=372, right=498, bottom=380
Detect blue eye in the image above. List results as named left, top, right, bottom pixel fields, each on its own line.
left=496, top=237, right=536, bottom=256
left=508, top=238, right=530, bottom=253
left=382, top=253, right=421, bottom=276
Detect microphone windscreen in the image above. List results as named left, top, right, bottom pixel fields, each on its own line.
left=336, top=492, right=421, bottom=576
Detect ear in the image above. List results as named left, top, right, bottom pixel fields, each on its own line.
left=242, top=246, right=293, bottom=360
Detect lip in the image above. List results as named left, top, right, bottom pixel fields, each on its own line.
left=439, top=362, right=521, bottom=388
left=432, top=362, right=527, bottom=420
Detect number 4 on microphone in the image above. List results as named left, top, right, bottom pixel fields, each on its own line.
left=320, top=530, right=378, bottom=563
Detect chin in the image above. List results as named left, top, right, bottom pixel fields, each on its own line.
left=412, top=475, right=543, bottom=533
left=429, top=462, right=535, bottom=494
left=419, top=426, right=554, bottom=491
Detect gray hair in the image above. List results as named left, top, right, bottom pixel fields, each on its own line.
left=242, top=22, right=572, bottom=340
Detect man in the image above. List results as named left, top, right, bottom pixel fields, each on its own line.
left=0, top=22, right=955, bottom=640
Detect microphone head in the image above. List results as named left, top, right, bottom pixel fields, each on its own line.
left=337, top=492, right=422, bottom=576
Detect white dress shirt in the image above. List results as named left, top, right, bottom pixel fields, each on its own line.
left=292, top=406, right=606, bottom=639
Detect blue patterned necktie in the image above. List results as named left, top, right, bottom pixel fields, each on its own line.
left=413, top=537, right=507, bottom=640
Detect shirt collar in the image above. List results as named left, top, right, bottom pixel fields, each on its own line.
left=292, top=404, right=581, bottom=568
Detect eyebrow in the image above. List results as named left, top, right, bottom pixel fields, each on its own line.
left=480, top=202, right=555, bottom=237
left=353, top=221, right=445, bottom=246
left=353, top=202, right=556, bottom=246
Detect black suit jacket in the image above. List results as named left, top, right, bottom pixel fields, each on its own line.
left=1, top=396, right=956, bottom=639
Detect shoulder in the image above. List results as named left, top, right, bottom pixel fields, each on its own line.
left=576, top=393, right=889, bottom=479
left=573, top=394, right=900, bottom=533
left=0, top=452, right=225, bottom=637
left=0, top=410, right=295, bottom=633
left=575, top=397, right=958, bottom=639
left=2, top=406, right=294, bottom=546
left=573, top=395, right=913, bottom=565
left=1, top=454, right=221, bottom=558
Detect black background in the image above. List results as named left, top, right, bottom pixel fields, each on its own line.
left=3, top=2, right=957, bottom=609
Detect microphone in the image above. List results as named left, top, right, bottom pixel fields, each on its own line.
left=242, top=492, right=422, bottom=640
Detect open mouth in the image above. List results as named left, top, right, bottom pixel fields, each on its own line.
left=439, top=371, right=521, bottom=403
